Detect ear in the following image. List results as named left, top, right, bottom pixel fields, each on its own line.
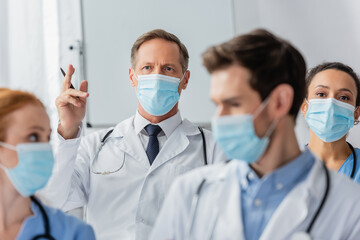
left=354, top=106, right=360, bottom=125
left=180, top=70, right=190, bottom=90
left=129, top=68, right=137, bottom=87
left=300, top=99, right=309, bottom=118
left=268, top=84, right=294, bottom=119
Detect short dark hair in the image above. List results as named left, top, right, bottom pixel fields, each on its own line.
left=306, top=62, right=360, bottom=107
left=202, top=29, right=306, bottom=119
left=131, top=29, right=189, bottom=73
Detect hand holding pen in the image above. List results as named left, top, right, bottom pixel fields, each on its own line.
left=56, top=64, right=89, bottom=139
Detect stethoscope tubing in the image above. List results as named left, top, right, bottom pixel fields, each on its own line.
left=347, top=142, right=357, bottom=179
left=30, top=196, right=55, bottom=240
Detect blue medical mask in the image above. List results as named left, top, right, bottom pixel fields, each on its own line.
left=212, top=99, right=277, bottom=163
left=0, top=142, right=54, bottom=196
left=135, top=73, right=184, bottom=116
left=305, top=98, right=356, bottom=142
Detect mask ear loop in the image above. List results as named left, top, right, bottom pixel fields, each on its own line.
left=132, top=68, right=139, bottom=81
left=354, top=106, right=359, bottom=125
left=0, top=142, right=17, bottom=170
left=264, top=118, right=279, bottom=139
left=252, top=96, right=279, bottom=139
left=179, top=71, right=187, bottom=82
left=253, top=97, right=271, bottom=119
left=0, top=142, right=17, bottom=151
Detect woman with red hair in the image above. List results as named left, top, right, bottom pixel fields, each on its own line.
left=0, top=88, right=95, bottom=239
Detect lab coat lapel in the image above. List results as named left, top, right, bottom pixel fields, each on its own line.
left=150, top=120, right=192, bottom=171
left=260, top=158, right=324, bottom=239
left=115, top=119, right=151, bottom=170
left=203, top=161, right=245, bottom=239
left=215, top=172, right=245, bottom=239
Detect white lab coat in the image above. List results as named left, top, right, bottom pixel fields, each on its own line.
left=40, top=116, right=226, bottom=240
left=151, top=155, right=360, bottom=240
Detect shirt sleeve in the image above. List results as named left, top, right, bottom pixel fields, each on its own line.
left=38, top=124, right=91, bottom=211
left=75, top=224, right=96, bottom=240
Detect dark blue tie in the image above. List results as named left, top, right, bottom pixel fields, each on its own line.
left=145, top=124, right=162, bottom=165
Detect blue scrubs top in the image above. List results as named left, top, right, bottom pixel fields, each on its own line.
left=16, top=200, right=95, bottom=240
left=338, top=147, right=360, bottom=183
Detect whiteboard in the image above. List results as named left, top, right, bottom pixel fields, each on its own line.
left=81, top=0, right=235, bottom=127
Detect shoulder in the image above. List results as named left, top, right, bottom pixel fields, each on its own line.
left=41, top=204, right=96, bottom=239
left=171, top=160, right=244, bottom=193
left=355, top=147, right=360, bottom=157
left=181, top=119, right=215, bottom=140
left=329, top=169, right=360, bottom=202
left=82, top=116, right=135, bottom=142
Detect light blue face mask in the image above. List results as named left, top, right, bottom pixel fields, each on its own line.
left=136, top=73, right=184, bottom=116
left=305, top=98, right=356, bottom=142
left=0, top=142, right=54, bottom=196
left=212, top=99, right=277, bottom=163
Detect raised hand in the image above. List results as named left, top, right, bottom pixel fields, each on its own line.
left=56, top=64, right=89, bottom=139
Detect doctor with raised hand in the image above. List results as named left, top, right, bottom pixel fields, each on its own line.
left=40, top=29, right=225, bottom=239
left=150, top=29, right=360, bottom=240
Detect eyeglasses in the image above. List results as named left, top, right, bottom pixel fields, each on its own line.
left=90, top=137, right=126, bottom=175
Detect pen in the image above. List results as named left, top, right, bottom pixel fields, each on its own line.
left=60, top=67, right=75, bottom=89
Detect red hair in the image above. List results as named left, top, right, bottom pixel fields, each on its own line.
left=0, top=88, right=45, bottom=141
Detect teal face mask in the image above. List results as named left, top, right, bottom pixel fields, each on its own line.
left=136, top=74, right=184, bottom=116
left=305, top=98, right=356, bottom=142
left=0, top=142, right=54, bottom=196
left=212, top=99, right=277, bottom=163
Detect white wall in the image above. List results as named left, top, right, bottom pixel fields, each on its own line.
left=234, top=0, right=360, bottom=148
left=0, top=0, right=9, bottom=86
left=80, top=0, right=235, bottom=127
left=0, top=0, right=61, bottom=136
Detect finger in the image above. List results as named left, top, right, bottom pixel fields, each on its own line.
left=79, top=80, right=88, bottom=93
left=57, top=94, right=83, bottom=108
left=65, top=88, right=89, bottom=99
left=67, top=64, right=75, bottom=75
left=61, top=64, right=75, bottom=92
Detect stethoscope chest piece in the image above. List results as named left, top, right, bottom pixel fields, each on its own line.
left=291, top=232, right=312, bottom=240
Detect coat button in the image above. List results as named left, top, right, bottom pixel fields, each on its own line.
left=254, top=199, right=262, bottom=207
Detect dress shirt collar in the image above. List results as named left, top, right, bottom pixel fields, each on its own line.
left=134, top=110, right=182, bottom=138
left=238, top=149, right=315, bottom=192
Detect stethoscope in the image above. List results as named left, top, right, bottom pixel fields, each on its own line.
left=186, top=161, right=331, bottom=240
left=30, top=196, right=55, bottom=240
left=305, top=142, right=357, bottom=179
left=90, top=127, right=208, bottom=175
left=347, top=142, right=357, bottom=179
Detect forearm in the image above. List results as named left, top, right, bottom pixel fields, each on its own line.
left=38, top=133, right=82, bottom=209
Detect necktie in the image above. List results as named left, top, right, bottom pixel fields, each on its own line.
left=144, top=124, right=162, bottom=165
